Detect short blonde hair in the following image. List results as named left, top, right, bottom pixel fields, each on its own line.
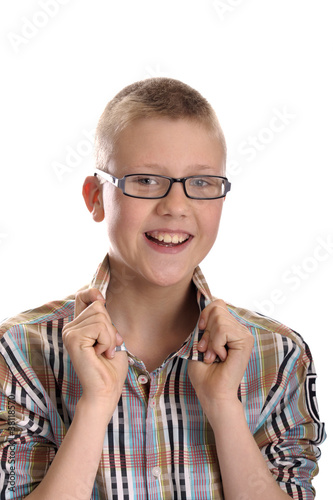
left=95, top=78, right=226, bottom=173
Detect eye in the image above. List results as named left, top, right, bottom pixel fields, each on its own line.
left=127, top=175, right=161, bottom=186
left=136, top=176, right=159, bottom=186
left=190, top=177, right=210, bottom=188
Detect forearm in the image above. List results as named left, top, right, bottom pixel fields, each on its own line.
left=26, top=397, right=114, bottom=500
left=209, top=400, right=290, bottom=500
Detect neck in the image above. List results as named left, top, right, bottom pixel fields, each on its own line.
left=105, top=267, right=199, bottom=371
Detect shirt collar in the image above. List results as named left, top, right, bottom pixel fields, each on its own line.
left=89, top=254, right=213, bottom=364
left=89, top=254, right=111, bottom=299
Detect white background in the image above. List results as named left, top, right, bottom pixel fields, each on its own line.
left=0, top=0, right=331, bottom=496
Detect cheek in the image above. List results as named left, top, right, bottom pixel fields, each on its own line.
left=103, top=196, right=121, bottom=231
left=199, top=202, right=223, bottom=239
left=103, top=193, right=147, bottom=236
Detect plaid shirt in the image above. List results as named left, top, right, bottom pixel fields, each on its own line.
left=0, top=255, right=326, bottom=499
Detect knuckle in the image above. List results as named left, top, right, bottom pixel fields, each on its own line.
left=95, top=312, right=106, bottom=323
left=74, top=290, right=88, bottom=305
left=62, top=328, right=75, bottom=348
left=62, top=323, right=71, bottom=340
left=212, top=339, right=225, bottom=350
left=212, top=298, right=225, bottom=307
left=91, top=301, right=105, bottom=313
left=217, top=315, right=226, bottom=326
left=97, top=321, right=112, bottom=340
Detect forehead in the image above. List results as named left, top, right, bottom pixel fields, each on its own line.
left=110, top=117, right=226, bottom=176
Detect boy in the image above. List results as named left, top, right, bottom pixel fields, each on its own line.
left=0, top=78, right=325, bottom=499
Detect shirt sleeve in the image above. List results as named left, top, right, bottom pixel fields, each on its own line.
left=251, top=332, right=326, bottom=499
left=0, top=392, right=57, bottom=498
left=0, top=327, right=68, bottom=499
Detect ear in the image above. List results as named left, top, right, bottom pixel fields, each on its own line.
left=82, top=176, right=105, bottom=222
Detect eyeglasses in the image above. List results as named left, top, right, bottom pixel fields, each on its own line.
left=94, top=169, right=231, bottom=200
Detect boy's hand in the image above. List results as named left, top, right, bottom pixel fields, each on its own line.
left=197, top=300, right=229, bottom=364
left=188, top=299, right=254, bottom=420
left=62, top=288, right=128, bottom=419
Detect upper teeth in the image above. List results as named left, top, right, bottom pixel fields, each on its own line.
left=147, top=232, right=189, bottom=244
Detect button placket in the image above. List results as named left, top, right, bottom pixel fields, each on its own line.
left=145, top=371, right=163, bottom=496
left=148, top=371, right=158, bottom=409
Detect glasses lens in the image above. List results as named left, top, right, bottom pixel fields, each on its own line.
left=125, top=175, right=170, bottom=198
left=185, top=176, right=225, bottom=199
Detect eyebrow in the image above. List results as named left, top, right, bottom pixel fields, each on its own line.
left=127, top=164, right=219, bottom=173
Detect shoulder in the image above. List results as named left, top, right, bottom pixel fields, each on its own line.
left=0, top=299, right=73, bottom=338
left=226, top=303, right=308, bottom=356
left=225, top=303, right=315, bottom=393
left=0, top=285, right=88, bottom=340
left=225, top=305, right=323, bottom=437
left=0, top=288, right=88, bottom=401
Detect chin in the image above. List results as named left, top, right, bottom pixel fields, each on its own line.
left=144, top=267, right=193, bottom=288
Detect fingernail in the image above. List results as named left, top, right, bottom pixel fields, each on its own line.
left=198, top=338, right=207, bottom=349
left=116, top=332, right=123, bottom=343
left=204, top=351, right=210, bottom=363
left=199, top=318, right=205, bottom=329
left=204, top=351, right=213, bottom=363
left=110, top=348, right=115, bottom=358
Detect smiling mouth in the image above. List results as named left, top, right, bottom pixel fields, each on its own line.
left=145, top=231, right=191, bottom=247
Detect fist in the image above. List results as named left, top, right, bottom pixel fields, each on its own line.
left=188, top=299, right=254, bottom=412
left=62, top=288, right=128, bottom=414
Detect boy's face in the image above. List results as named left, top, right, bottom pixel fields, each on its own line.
left=96, top=117, right=226, bottom=289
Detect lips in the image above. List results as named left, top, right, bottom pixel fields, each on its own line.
left=145, top=230, right=191, bottom=246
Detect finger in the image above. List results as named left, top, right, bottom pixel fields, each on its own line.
left=198, top=329, right=225, bottom=362
left=74, top=315, right=123, bottom=357
left=198, top=299, right=228, bottom=329
left=115, top=331, right=124, bottom=346
left=75, top=288, right=105, bottom=318
left=68, top=298, right=124, bottom=360
left=64, top=320, right=116, bottom=359
left=204, top=347, right=217, bottom=364
left=202, top=311, right=229, bottom=360
left=198, top=330, right=209, bottom=351
left=202, top=332, right=219, bottom=364
left=205, top=343, right=228, bottom=363
left=198, top=311, right=207, bottom=331
left=204, top=339, right=216, bottom=364
left=70, top=301, right=112, bottom=330
left=74, top=302, right=124, bottom=346
left=103, top=331, right=124, bottom=359
left=211, top=298, right=228, bottom=309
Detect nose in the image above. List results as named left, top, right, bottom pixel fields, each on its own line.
left=156, top=181, right=190, bottom=217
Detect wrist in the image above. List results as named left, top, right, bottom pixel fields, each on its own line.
left=203, top=397, right=245, bottom=428
left=76, top=394, right=118, bottom=426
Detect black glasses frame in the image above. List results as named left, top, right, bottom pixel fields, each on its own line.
left=94, top=169, right=231, bottom=200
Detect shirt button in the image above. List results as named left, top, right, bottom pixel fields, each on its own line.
left=128, top=357, right=135, bottom=366
left=150, top=398, right=156, bottom=408
left=152, top=466, right=161, bottom=478
left=138, top=374, right=149, bottom=384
